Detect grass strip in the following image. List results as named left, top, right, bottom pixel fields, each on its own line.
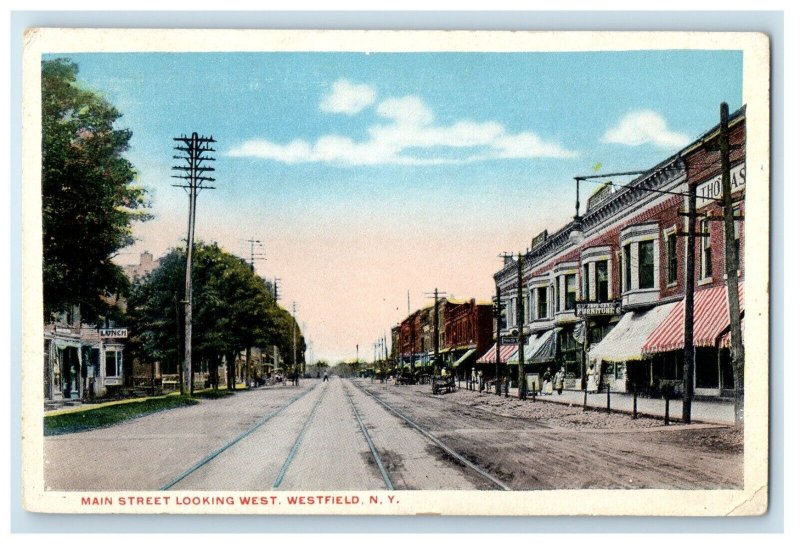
left=44, top=396, right=199, bottom=436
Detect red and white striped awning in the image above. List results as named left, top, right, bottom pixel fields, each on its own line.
left=720, top=317, right=745, bottom=348
left=476, top=343, right=518, bottom=364
left=642, top=283, right=743, bottom=354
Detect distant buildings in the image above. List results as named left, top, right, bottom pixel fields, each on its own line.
left=123, top=250, right=161, bottom=281
left=396, top=298, right=494, bottom=375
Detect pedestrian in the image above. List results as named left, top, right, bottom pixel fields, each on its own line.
left=555, top=367, right=565, bottom=395
left=543, top=367, right=553, bottom=395
left=323, top=371, right=329, bottom=382
left=586, top=363, right=598, bottom=393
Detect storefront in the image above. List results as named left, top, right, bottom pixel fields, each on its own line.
left=587, top=302, right=677, bottom=392
left=44, top=326, right=82, bottom=402
left=642, top=283, right=743, bottom=396
left=476, top=342, right=517, bottom=381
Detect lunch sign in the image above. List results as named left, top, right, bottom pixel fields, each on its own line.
left=99, top=328, right=128, bottom=339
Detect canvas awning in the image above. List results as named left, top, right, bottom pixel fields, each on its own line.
left=589, top=303, right=677, bottom=363
left=642, top=283, right=743, bottom=354
left=452, top=348, right=477, bottom=368
left=528, top=328, right=559, bottom=363
left=506, top=334, right=541, bottom=365
left=476, top=343, right=518, bottom=364
left=719, top=316, right=745, bottom=348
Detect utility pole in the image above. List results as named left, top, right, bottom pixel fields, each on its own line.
left=517, top=254, right=526, bottom=399
left=172, top=132, right=216, bottom=396
left=273, top=277, right=281, bottom=301
left=425, top=288, right=447, bottom=381
left=494, top=284, right=503, bottom=396
left=292, top=301, right=297, bottom=382
left=680, top=182, right=698, bottom=423
left=719, top=102, right=745, bottom=424
left=434, top=288, right=440, bottom=377
left=244, top=238, right=266, bottom=272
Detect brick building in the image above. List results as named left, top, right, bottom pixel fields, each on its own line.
left=396, top=298, right=493, bottom=374
left=490, top=108, right=745, bottom=396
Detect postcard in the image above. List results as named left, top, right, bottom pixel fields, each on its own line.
left=20, top=28, right=770, bottom=515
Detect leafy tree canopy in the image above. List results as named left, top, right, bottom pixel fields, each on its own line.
left=128, top=242, right=304, bottom=375
left=42, top=58, right=150, bottom=322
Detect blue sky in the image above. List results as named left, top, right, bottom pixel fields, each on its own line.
left=47, top=50, right=743, bottom=361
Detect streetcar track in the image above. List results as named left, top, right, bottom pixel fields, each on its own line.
left=350, top=380, right=511, bottom=491
left=160, top=384, right=318, bottom=491
left=343, top=381, right=394, bottom=491
left=271, top=382, right=330, bottom=489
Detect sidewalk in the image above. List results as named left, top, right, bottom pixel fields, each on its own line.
left=495, top=386, right=735, bottom=425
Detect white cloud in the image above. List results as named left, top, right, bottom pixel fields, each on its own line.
left=602, top=110, right=690, bottom=149
left=376, top=96, right=434, bottom=126
left=319, top=79, right=376, bottom=115
left=228, top=91, right=577, bottom=166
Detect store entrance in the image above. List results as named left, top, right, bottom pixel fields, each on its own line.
left=60, top=346, right=81, bottom=399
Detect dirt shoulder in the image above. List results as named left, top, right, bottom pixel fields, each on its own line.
left=356, top=381, right=743, bottom=490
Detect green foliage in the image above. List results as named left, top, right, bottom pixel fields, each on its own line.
left=41, top=58, right=150, bottom=322
left=127, top=242, right=305, bottom=379
left=43, top=396, right=198, bottom=435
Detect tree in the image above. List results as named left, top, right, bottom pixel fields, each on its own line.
left=41, top=58, right=150, bottom=323
left=128, top=242, right=302, bottom=392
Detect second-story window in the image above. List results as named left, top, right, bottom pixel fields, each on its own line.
left=667, top=232, right=678, bottom=284
left=623, top=244, right=632, bottom=292
left=537, top=286, right=548, bottom=319
left=595, top=260, right=609, bottom=302
left=733, top=203, right=742, bottom=268
left=555, top=277, right=561, bottom=312
left=566, top=274, right=577, bottom=310
left=582, top=263, right=590, bottom=300
left=638, top=240, right=655, bottom=289
left=701, top=219, right=713, bottom=279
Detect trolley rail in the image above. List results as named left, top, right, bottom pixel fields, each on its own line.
left=271, top=382, right=329, bottom=489
left=343, top=382, right=394, bottom=490
left=350, top=380, right=511, bottom=491
left=160, top=384, right=319, bottom=491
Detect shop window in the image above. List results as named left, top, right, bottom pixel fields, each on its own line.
left=566, top=274, right=577, bottom=310
left=595, top=260, right=609, bottom=302
left=695, top=347, right=719, bottom=389
left=105, top=350, right=122, bottom=377
left=701, top=219, right=713, bottom=279
left=537, top=286, right=548, bottom=319
left=667, top=232, right=678, bottom=284
left=623, top=244, right=632, bottom=292
left=638, top=240, right=655, bottom=289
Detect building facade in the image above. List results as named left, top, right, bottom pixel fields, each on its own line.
left=395, top=298, right=493, bottom=374
left=490, top=108, right=745, bottom=397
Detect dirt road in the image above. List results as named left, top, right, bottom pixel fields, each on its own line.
left=356, top=380, right=743, bottom=490
left=43, top=376, right=741, bottom=491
